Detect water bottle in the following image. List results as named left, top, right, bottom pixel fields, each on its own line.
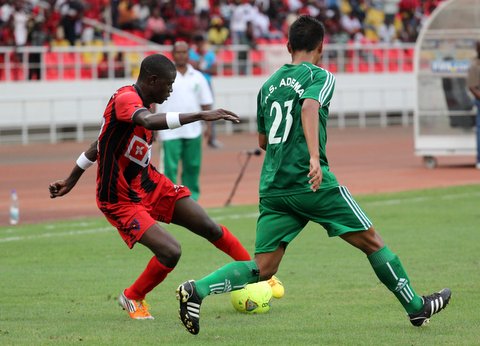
left=9, top=189, right=19, bottom=225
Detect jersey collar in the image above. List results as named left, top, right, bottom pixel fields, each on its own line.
left=132, top=83, right=149, bottom=107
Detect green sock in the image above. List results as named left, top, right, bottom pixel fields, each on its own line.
left=368, top=246, right=423, bottom=314
left=195, top=260, right=259, bottom=299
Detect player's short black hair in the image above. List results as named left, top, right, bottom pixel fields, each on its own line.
left=138, top=54, right=175, bottom=81
left=288, top=15, right=325, bottom=52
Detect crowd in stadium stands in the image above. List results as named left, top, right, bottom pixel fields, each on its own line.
left=0, top=0, right=444, bottom=48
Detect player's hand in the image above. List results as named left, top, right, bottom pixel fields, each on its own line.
left=49, top=180, right=74, bottom=198
left=307, top=158, right=322, bottom=192
left=200, top=109, right=240, bottom=123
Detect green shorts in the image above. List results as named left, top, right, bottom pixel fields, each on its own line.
left=255, top=186, right=372, bottom=254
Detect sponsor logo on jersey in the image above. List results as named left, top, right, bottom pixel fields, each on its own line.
left=124, top=135, right=152, bottom=167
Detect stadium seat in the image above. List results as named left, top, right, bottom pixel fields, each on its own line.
left=250, top=50, right=263, bottom=62
left=61, top=53, right=76, bottom=79
left=250, top=50, right=264, bottom=75
left=217, top=49, right=234, bottom=63
left=46, top=51, right=60, bottom=80
left=373, top=49, right=384, bottom=62
left=388, top=49, right=399, bottom=60
left=45, top=52, right=58, bottom=65
left=252, top=66, right=262, bottom=75
left=81, top=68, right=93, bottom=79
left=222, top=67, right=234, bottom=76
left=388, top=61, right=399, bottom=72
left=403, top=61, right=413, bottom=72
left=324, top=62, right=337, bottom=73
left=46, top=68, right=59, bottom=80
left=359, top=62, right=369, bottom=73
left=217, top=49, right=234, bottom=76
left=374, top=62, right=385, bottom=72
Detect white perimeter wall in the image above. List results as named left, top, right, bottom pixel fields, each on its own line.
left=0, top=73, right=414, bottom=136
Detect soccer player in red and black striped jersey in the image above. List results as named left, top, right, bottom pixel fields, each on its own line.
left=48, top=54, right=252, bottom=320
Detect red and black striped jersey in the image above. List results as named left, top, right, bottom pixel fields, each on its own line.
left=96, top=85, right=161, bottom=203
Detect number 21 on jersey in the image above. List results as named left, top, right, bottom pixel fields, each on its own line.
left=268, top=99, right=293, bottom=144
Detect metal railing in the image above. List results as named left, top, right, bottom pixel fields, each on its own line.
left=0, top=42, right=416, bottom=82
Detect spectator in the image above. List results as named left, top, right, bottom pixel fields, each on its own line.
left=175, top=7, right=197, bottom=42
left=383, top=0, right=401, bottom=22
left=135, top=0, right=150, bottom=30
left=59, top=0, right=84, bottom=46
left=378, top=13, right=397, bottom=43
left=113, top=51, right=125, bottom=78
left=340, top=10, right=362, bottom=40
left=43, top=3, right=61, bottom=41
left=363, top=2, right=385, bottom=42
left=324, top=8, right=349, bottom=44
left=145, top=6, right=169, bottom=44
left=287, top=0, right=302, bottom=12
left=157, top=42, right=214, bottom=201
left=12, top=2, right=28, bottom=48
left=326, top=0, right=340, bottom=10
left=398, top=0, right=421, bottom=42
left=230, top=0, right=256, bottom=45
left=117, top=0, right=140, bottom=31
left=97, top=52, right=110, bottom=78
left=195, top=0, right=210, bottom=14
left=219, top=0, right=236, bottom=28
left=0, top=15, right=14, bottom=46
left=255, top=0, right=269, bottom=12
left=251, top=5, right=272, bottom=41
left=97, top=51, right=125, bottom=78
left=0, top=0, right=14, bottom=25
left=237, top=20, right=256, bottom=75
left=207, top=15, right=229, bottom=46
left=27, top=21, right=48, bottom=80
left=196, top=9, right=210, bottom=33
left=110, top=0, right=119, bottom=27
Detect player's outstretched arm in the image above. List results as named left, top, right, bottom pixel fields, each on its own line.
left=301, top=98, right=322, bottom=192
left=49, top=140, right=98, bottom=198
left=133, top=108, right=240, bottom=130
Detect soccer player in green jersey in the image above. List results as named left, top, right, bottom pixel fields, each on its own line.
left=176, top=15, right=451, bottom=335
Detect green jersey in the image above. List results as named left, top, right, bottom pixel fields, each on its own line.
left=257, top=62, right=338, bottom=197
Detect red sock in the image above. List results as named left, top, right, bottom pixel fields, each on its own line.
left=211, top=225, right=251, bottom=261
left=124, top=256, right=174, bottom=300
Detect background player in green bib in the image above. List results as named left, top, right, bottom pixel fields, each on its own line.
left=176, top=15, right=451, bottom=335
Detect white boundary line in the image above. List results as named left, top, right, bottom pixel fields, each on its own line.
left=1, top=191, right=478, bottom=243
left=0, top=227, right=111, bottom=243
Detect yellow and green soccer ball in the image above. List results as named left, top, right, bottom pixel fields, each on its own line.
left=230, top=281, right=273, bottom=314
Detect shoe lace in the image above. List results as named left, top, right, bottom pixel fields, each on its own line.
left=267, top=276, right=280, bottom=287
left=137, top=300, right=151, bottom=316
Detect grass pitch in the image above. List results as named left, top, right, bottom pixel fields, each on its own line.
left=1, top=185, right=479, bottom=345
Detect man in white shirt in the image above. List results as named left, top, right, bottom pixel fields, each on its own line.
left=230, top=0, right=257, bottom=44
left=157, top=41, right=214, bottom=201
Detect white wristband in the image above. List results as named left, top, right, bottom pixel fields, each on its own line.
left=166, top=112, right=181, bottom=129
left=76, top=152, right=95, bottom=170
